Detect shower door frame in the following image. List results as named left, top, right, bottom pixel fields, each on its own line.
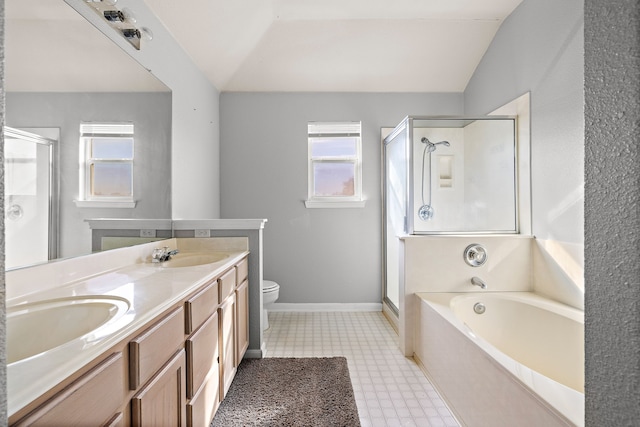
left=381, top=117, right=412, bottom=316
left=382, top=115, right=520, bottom=315
left=4, top=127, right=60, bottom=265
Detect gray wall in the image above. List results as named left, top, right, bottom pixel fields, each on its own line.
left=220, top=93, right=463, bottom=304
left=6, top=92, right=172, bottom=258
left=584, top=0, right=640, bottom=424
left=465, top=0, right=584, bottom=248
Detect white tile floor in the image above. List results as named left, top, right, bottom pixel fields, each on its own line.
left=263, top=311, right=461, bottom=427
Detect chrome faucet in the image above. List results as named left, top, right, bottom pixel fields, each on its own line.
left=471, top=276, right=487, bottom=290
left=152, top=246, right=179, bottom=263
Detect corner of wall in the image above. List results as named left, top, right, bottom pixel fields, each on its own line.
left=531, top=238, right=584, bottom=310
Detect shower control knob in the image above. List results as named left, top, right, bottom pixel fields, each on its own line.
left=464, top=244, right=488, bottom=267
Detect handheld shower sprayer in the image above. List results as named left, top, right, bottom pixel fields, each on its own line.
left=421, top=137, right=450, bottom=152
left=418, top=137, right=450, bottom=221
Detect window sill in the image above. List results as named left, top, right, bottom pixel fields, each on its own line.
left=74, top=200, right=137, bottom=209
left=304, top=200, right=366, bottom=209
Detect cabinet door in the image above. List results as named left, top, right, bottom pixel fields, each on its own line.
left=131, top=350, right=187, bottom=427
left=12, top=352, right=126, bottom=426
left=185, top=311, right=219, bottom=399
left=235, top=279, right=249, bottom=365
left=218, top=294, right=236, bottom=401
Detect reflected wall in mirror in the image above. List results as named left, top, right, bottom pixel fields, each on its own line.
left=4, top=0, right=172, bottom=268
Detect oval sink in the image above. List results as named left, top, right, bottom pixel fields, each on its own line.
left=7, top=296, right=130, bottom=364
left=160, top=252, right=229, bottom=268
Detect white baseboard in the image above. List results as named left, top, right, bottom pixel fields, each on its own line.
left=268, top=302, right=382, bottom=312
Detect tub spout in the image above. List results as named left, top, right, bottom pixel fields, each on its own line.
left=471, top=276, right=487, bottom=290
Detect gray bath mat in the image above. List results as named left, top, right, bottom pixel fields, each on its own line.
left=211, top=357, right=361, bottom=426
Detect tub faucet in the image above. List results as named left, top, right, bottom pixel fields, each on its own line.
left=471, top=276, right=487, bottom=290
left=152, top=246, right=179, bottom=263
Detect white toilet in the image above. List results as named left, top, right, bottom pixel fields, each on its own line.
left=262, top=280, right=280, bottom=330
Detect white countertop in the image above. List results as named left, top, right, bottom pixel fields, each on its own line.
left=6, top=238, right=249, bottom=418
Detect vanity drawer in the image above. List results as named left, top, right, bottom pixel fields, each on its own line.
left=13, top=352, right=127, bottom=426
left=219, top=268, right=237, bottom=301
left=235, top=257, right=248, bottom=285
left=129, top=306, right=185, bottom=390
left=185, top=280, right=219, bottom=334
left=185, top=311, right=219, bottom=399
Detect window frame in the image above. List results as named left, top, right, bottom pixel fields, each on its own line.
left=75, top=123, right=136, bottom=208
left=305, top=121, right=366, bottom=208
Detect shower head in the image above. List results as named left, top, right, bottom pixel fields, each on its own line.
left=421, top=137, right=450, bottom=152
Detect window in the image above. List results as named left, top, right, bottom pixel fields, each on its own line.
left=305, top=121, right=365, bottom=208
left=75, top=123, right=136, bottom=208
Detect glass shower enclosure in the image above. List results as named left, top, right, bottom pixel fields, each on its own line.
left=3, top=127, right=58, bottom=269
left=383, top=116, right=517, bottom=313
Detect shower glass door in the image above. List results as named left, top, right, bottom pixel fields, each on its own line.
left=383, top=120, right=410, bottom=314
left=3, top=127, right=58, bottom=269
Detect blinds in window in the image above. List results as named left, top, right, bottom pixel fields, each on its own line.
left=308, top=122, right=361, bottom=138
left=80, top=123, right=134, bottom=137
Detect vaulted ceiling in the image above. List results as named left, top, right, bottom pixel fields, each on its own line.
left=144, top=0, right=523, bottom=92
left=6, top=0, right=523, bottom=93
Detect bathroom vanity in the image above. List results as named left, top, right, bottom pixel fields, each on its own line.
left=6, top=238, right=250, bottom=426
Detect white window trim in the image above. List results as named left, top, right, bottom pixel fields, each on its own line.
left=75, top=123, right=136, bottom=208
left=305, top=121, right=366, bottom=208
left=304, top=200, right=366, bottom=208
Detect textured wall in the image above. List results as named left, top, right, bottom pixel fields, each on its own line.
left=1, top=0, right=7, bottom=422
left=584, top=0, right=640, bottom=424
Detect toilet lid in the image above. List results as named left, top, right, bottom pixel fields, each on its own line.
left=263, top=280, right=279, bottom=291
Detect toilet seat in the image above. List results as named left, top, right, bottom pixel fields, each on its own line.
left=263, top=280, right=279, bottom=292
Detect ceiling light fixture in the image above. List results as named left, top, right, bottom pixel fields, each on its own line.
left=84, top=1, right=150, bottom=50
left=86, top=0, right=118, bottom=5
left=103, top=10, right=125, bottom=22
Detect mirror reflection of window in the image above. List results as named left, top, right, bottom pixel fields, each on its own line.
left=79, top=123, right=135, bottom=205
left=89, top=138, right=134, bottom=197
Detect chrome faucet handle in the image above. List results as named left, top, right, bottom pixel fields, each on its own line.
left=151, top=247, right=164, bottom=263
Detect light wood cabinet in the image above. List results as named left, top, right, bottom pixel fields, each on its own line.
left=219, top=268, right=237, bottom=302
left=235, top=279, right=249, bottom=365
left=129, top=306, right=185, bottom=390
left=104, top=412, right=126, bottom=427
left=218, top=293, right=237, bottom=401
left=131, top=349, right=187, bottom=427
left=236, top=257, right=249, bottom=285
left=12, top=352, right=127, bottom=426
left=185, top=311, right=219, bottom=399
left=184, top=280, right=218, bottom=335
left=10, top=255, right=250, bottom=427
left=186, top=365, right=220, bottom=427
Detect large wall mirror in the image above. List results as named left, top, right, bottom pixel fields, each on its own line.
left=4, top=0, right=172, bottom=269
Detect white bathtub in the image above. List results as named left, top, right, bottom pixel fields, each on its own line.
left=415, top=292, right=584, bottom=427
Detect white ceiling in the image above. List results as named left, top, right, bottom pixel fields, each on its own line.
left=6, top=0, right=523, bottom=93
left=144, top=0, right=523, bottom=92
left=5, top=0, right=168, bottom=92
